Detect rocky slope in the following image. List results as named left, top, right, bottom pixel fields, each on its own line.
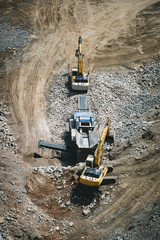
left=0, top=0, right=160, bottom=240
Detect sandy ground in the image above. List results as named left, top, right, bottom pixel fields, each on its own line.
left=0, top=0, right=160, bottom=239
left=3, top=0, right=160, bottom=153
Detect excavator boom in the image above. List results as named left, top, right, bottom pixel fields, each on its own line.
left=78, top=37, right=83, bottom=75
left=95, top=117, right=111, bottom=166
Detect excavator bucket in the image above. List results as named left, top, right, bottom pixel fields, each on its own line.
left=105, top=130, right=115, bottom=145
left=106, top=165, right=113, bottom=172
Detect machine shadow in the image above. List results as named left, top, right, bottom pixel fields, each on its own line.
left=70, top=182, right=102, bottom=206
left=60, top=130, right=77, bottom=166
left=63, top=72, right=71, bottom=91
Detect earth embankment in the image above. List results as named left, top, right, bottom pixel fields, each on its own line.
left=1, top=0, right=160, bottom=152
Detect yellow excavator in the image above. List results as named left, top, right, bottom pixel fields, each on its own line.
left=80, top=117, right=115, bottom=187
left=71, top=37, right=90, bottom=91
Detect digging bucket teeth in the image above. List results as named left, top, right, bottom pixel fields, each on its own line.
left=106, top=165, right=113, bottom=173
left=105, top=130, right=115, bottom=145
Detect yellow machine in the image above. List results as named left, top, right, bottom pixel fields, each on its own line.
left=80, top=117, right=115, bottom=187
left=71, top=37, right=89, bottom=91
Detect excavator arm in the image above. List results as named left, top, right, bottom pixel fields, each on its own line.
left=76, top=36, right=84, bottom=76
left=95, top=117, right=111, bottom=166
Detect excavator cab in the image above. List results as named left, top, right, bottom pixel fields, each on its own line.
left=86, top=155, right=94, bottom=168
left=72, top=67, right=77, bottom=77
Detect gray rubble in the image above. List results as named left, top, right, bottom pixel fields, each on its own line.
left=0, top=102, right=18, bottom=154
left=47, top=60, right=160, bottom=146
left=0, top=23, right=31, bottom=51
left=32, top=162, right=85, bottom=177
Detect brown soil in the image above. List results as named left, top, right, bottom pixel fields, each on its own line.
left=0, top=1, right=160, bottom=240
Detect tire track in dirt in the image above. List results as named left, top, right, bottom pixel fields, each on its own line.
left=94, top=179, right=159, bottom=237
left=5, top=0, right=160, bottom=154
left=92, top=151, right=160, bottom=234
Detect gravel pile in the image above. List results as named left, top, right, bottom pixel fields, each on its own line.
left=47, top=60, right=160, bottom=144
left=32, top=162, right=85, bottom=177
left=0, top=101, right=18, bottom=154
left=0, top=23, right=31, bottom=51
left=33, top=163, right=63, bottom=178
